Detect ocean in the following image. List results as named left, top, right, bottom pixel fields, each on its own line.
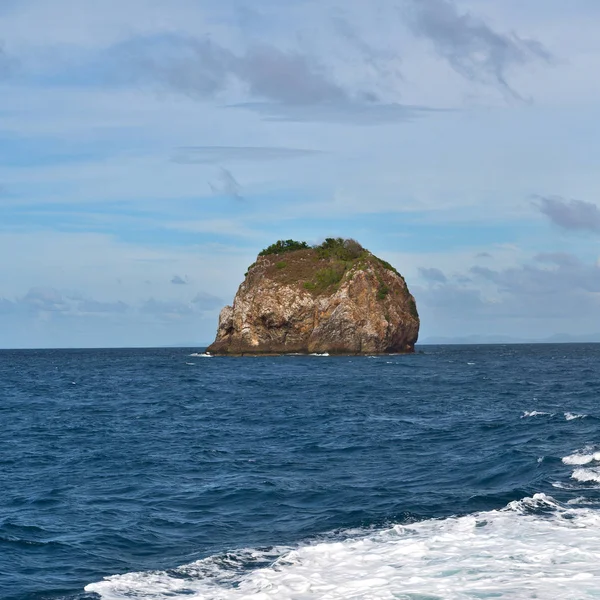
left=2, top=344, right=600, bottom=600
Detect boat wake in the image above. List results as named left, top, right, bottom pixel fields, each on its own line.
left=86, top=494, right=600, bottom=599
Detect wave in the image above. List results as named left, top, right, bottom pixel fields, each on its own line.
left=85, top=494, right=600, bottom=599
left=521, top=410, right=590, bottom=421
left=568, top=496, right=600, bottom=506
left=565, top=412, right=588, bottom=421
left=572, top=468, right=600, bottom=483
left=188, top=353, right=212, bottom=358
left=521, top=410, right=554, bottom=418
left=562, top=447, right=600, bottom=466
left=551, top=481, right=576, bottom=489
left=561, top=445, right=600, bottom=486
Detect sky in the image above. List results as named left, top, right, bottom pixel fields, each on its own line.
left=1, top=0, right=600, bottom=348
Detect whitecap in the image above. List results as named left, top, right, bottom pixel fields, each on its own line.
left=521, top=410, right=553, bottom=418
left=567, top=497, right=600, bottom=506
left=565, top=412, right=587, bottom=421
left=505, top=492, right=562, bottom=512
left=572, top=468, right=600, bottom=483
left=309, top=353, right=329, bottom=356
left=86, top=494, right=600, bottom=600
left=189, top=352, right=212, bottom=357
left=562, top=450, right=600, bottom=466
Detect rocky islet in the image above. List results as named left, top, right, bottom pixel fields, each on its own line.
left=207, top=238, right=419, bottom=355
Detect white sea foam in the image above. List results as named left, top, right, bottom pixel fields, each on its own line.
left=572, top=468, right=600, bottom=483
left=564, top=412, right=587, bottom=421
left=562, top=447, right=600, bottom=485
left=309, top=353, right=329, bottom=356
left=85, top=494, right=600, bottom=600
left=521, top=411, right=588, bottom=421
left=521, top=410, right=553, bottom=418
left=562, top=449, right=600, bottom=466
left=189, top=353, right=212, bottom=358
left=567, top=496, right=600, bottom=506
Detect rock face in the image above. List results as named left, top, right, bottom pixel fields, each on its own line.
left=207, top=239, right=419, bottom=355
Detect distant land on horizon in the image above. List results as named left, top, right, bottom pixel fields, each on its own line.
left=419, top=333, right=600, bottom=345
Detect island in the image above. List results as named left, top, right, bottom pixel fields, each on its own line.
left=207, top=238, right=419, bottom=355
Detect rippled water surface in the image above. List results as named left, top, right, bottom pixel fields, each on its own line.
left=2, top=344, right=600, bottom=599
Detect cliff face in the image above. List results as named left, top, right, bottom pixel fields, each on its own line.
left=207, top=240, right=419, bottom=355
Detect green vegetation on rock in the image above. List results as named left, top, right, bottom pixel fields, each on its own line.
left=377, top=282, right=390, bottom=300
left=316, top=237, right=365, bottom=261
left=259, top=237, right=367, bottom=261
left=252, top=237, right=413, bottom=301
left=316, top=264, right=346, bottom=287
left=375, top=257, right=400, bottom=276
left=259, top=240, right=310, bottom=256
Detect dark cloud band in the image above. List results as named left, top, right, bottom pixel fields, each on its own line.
left=535, top=195, right=600, bottom=232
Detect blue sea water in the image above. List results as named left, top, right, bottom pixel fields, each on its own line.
left=2, top=344, right=600, bottom=600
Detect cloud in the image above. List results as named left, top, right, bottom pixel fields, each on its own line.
left=170, top=274, right=188, bottom=285
left=11, top=287, right=130, bottom=315
left=236, top=101, right=440, bottom=124
left=115, top=34, right=349, bottom=104
left=125, top=33, right=423, bottom=123
left=535, top=252, right=582, bottom=268
left=419, top=266, right=447, bottom=283
left=1, top=285, right=221, bottom=323
left=58, top=32, right=439, bottom=124
left=330, top=12, right=404, bottom=97
left=236, top=43, right=349, bottom=105
left=332, top=14, right=399, bottom=78
left=77, top=298, right=129, bottom=313
left=22, top=287, right=70, bottom=312
left=469, top=253, right=600, bottom=297
left=415, top=282, right=484, bottom=310
left=403, top=0, right=553, bottom=98
left=415, top=253, right=600, bottom=334
left=191, top=292, right=223, bottom=311
left=535, top=195, right=600, bottom=232
left=209, top=167, right=242, bottom=200
left=172, top=146, right=321, bottom=164
left=140, top=298, right=195, bottom=318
